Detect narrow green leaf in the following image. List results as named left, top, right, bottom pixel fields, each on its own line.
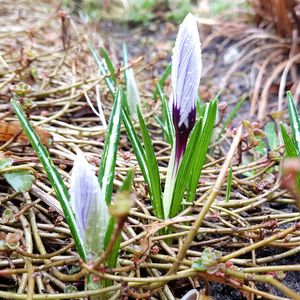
left=152, top=64, right=171, bottom=100
left=168, top=118, right=203, bottom=218
left=4, top=170, right=35, bottom=193
left=103, top=169, right=134, bottom=285
left=287, top=91, right=300, bottom=155
left=153, top=114, right=167, bottom=136
left=102, top=217, right=119, bottom=287
left=100, top=47, right=116, bottom=84
left=104, top=217, right=120, bottom=270
left=281, top=123, right=298, bottom=158
left=137, top=106, right=163, bottom=219
left=153, top=114, right=173, bottom=146
left=186, top=99, right=217, bottom=202
left=89, top=44, right=115, bottom=95
left=281, top=122, right=300, bottom=191
left=119, top=168, right=134, bottom=192
left=200, top=93, right=219, bottom=127
left=196, top=96, right=203, bottom=118
left=98, top=87, right=122, bottom=205
left=225, top=165, right=233, bottom=203
left=89, top=46, right=122, bottom=273
left=122, top=103, right=149, bottom=185
left=11, top=99, right=86, bottom=260
left=157, top=83, right=174, bottom=146
left=123, top=44, right=141, bottom=118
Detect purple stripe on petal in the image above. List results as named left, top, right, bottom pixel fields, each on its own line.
left=170, top=13, right=202, bottom=163
left=171, top=13, right=202, bottom=132
left=69, top=151, right=103, bottom=242
left=173, top=104, right=196, bottom=164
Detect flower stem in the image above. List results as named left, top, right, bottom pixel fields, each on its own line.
left=149, top=124, right=243, bottom=290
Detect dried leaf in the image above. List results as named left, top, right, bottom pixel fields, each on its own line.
left=0, top=120, right=52, bottom=145
left=138, top=221, right=171, bottom=258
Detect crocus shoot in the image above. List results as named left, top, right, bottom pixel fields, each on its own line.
left=69, top=150, right=110, bottom=258
left=91, top=13, right=217, bottom=222
left=70, top=150, right=112, bottom=298
left=163, top=13, right=202, bottom=218
left=171, top=13, right=202, bottom=165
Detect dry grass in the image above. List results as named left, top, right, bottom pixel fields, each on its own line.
left=0, top=1, right=300, bottom=299
left=248, top=0, right=300, bottom=38
left=198, top=0, right=300, bottom=122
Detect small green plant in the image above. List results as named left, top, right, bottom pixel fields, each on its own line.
left=192, top=247, right=223, bottom=272
left=12, top=97, right=86, bottom=259
left=11, top=84, right=129, bottom=298
left=90, top=14, right=217, bottom=220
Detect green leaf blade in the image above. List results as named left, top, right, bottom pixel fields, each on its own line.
left=100, top=47, right=116, bottom=84
left=98, top=86, right=123, bottom=205
left=287, top=91, right=300, bottom=155
left=137, top=107, right=163, bottom=219
left=102, top=170, right=134, bottom=286
left=157, top=83, right=174, bottom=146
left=281, top=122, right=300, bottom=193
left=152, top=64, right=171, bottom=100
left=281, top=122, right=298, bottom=158
left=225, top=166, right=233, bottom=203
left=11, top=99, right=86, bottom=261
left=186, top=99, right=218, bottom=202
left=123, top=43, right=141, bottom=119
left=119, top=168, right=134, bottom=192
left=89, top=44, right=116, bottom=95
left=122, top=103, right=149, bottom=184
left=168, top=118, right=203, bottom=218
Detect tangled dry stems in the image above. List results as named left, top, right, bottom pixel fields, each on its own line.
left=0, top=1, right=300, bottom=299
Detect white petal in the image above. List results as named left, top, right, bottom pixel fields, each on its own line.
left=69, top=150, right=109, bottom=254
left=171, top=13, right=202, bottom=127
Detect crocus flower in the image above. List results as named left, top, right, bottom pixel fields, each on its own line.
left=69, top=151, right=109, bottom=256
left=171, top=13, right=202, bottom=165
left=163, top=13, right=202, bottom=218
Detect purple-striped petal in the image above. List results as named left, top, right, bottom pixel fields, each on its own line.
left=173, top=105, right=196, bottom=162
left=171, top=13, right=202, bottom=161
left=69, top=151, right=108, bottom=249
